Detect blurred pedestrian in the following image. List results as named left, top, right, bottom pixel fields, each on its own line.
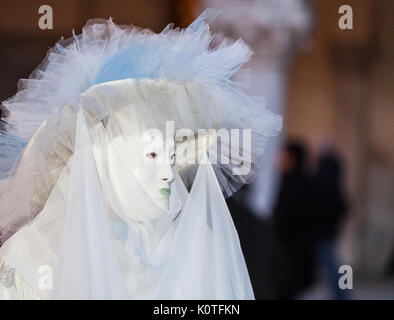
left=273, top=140, right=317, bottom=299
left=313, top=148, right=348, bottom=300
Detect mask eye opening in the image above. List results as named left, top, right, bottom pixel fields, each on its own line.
left=146, top=152, right=158, bottom=159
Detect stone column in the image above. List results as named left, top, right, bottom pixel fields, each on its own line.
left=200, top=0, right=313, bottom=216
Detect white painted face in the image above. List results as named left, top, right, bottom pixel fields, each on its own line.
left=104, top=112, right=176, bottom=212
left=128, top=133, right=176, bottom=211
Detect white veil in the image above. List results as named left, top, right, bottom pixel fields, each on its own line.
left=50, top=108, right=253, bottom=299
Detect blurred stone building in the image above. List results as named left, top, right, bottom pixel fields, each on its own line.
left=285, top=0, right=394, bottom=280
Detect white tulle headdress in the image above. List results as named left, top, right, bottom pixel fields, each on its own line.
left=0, top=9, right=281, bottom=299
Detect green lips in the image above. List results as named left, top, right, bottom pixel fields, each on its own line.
left=159, top=188, right=171, bottom=197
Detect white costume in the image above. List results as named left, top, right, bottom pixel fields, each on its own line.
left=0, top=10, right=281, bottom=299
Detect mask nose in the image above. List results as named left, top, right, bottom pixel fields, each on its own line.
left=160, top=166, right=174, bottom=183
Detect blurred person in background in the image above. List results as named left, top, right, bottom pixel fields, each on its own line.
left=313, top=146, right=348, bottom=300
left=273, top=140, right=317, bottom=299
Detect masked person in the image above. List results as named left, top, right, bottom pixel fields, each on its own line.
left=0, top=10, right=281, bottom=299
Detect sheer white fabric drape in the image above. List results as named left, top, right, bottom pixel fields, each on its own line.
left=0, top=108, right=254, bottom=299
